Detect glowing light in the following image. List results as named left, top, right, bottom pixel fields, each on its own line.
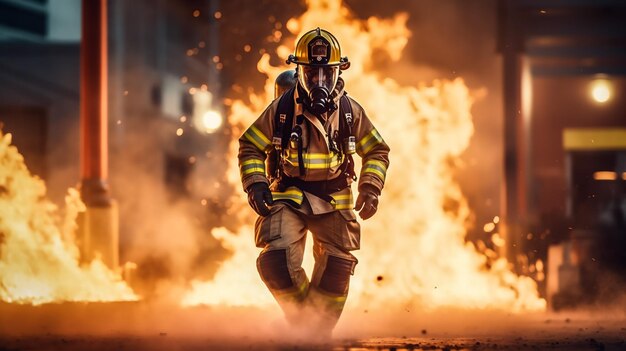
left=180, top=115, right=187, bottom=123
left=214, top=11, right=222, bottom=19
left=536, top=259, right=544, bottom=272
left=483, top=222, right=496, bottom=233
left=176, top=128, right=184, bottom=136
left=536, top=272, right=545, bottom=281
left=491, top=233, right=506, bottom=247
left=243, top=44, right=251, bottom=53
left=590, top=79, right=612, bottom=103
left=493, top=215, right=500, bottom=224
left=199, top=110, right=223, bottom=133
left=594, top=171, right=617, bottom=180
left=286, top=18, right=299, bottom=33
left=192, top=9, right=200, bottom=17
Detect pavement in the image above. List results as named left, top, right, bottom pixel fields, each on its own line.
left=0, top=302, right=624, bottom=351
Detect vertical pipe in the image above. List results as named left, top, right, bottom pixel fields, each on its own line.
left=80, top=0, right=109, bottom=196
left=79, top=0, right=118, bottom=269
left=500, top=0, right=524, bottom=269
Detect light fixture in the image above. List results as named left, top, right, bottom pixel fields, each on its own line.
left=593, top=171, right=617, bottom=181
left=192, top=90, right=223, bottom=134
left=590, top=79, right=612, bottom=104
left=200, top=110, right=223, bottom=133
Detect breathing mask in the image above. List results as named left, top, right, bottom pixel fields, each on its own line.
left=297, top=65, right=339, bottom=115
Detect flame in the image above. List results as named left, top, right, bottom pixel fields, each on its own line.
left=183, top=0, right=545, bottom=312
left=0, top=132, right=136, bottom=305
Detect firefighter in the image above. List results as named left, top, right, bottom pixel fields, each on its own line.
left=238, top=28, right=390, bottom=337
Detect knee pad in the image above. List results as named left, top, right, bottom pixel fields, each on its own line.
left=319, top=255, right=354, bottom=295
left=257, top=249, right=293, bottom=290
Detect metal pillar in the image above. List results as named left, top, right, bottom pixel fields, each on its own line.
left=78, top=0, right=119, bottom=269
left=499, top=0, right=529, bottom=270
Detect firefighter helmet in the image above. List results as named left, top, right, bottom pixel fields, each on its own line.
left=286, top=27, right=350, bottom=68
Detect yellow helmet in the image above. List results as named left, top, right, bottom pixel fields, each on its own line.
left=287, top=27, right=350, bottom=68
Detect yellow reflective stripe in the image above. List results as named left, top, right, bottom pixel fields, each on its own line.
left=271, top=187, right=304, bottom=205
left=315, top=290, right=348, bottom=304
left=362, top=160, right=387, bottom=181
left=276, top=280, right=309, bottom=301
left=239, top=159, right=265, bottom=176
left=333, top=195, right=352, bottom=200
left=286, top=153, right=342, bottom=161
left=364, top=159, right=387, bottom=171
left=357, top=129, right=383, bottom=154
left=241, top=159, right=264, bottom=166
left=331, top=193, right=353, bottom=210
left=285, top=153, right=343, bottom=169
left=244, top=125, right=271, bottom=151
left=306, top=153, right=337, bottom=158
left=241, top=166, right=265, bottom=176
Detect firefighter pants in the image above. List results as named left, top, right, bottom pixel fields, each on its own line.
left=254, top=199, right=361, bottom=332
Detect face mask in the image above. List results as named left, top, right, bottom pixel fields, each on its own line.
left=297, top=65, right=339, bottom=115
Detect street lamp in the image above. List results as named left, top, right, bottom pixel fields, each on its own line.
left=590, top=79, right=612, bottom=104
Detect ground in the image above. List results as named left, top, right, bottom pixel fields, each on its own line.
left=0, top=302, right=624, bottom=350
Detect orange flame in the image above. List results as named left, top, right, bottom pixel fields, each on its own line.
left=0, top=132, right=136, bottom=305
left=183, top=0, right=545, bottom=312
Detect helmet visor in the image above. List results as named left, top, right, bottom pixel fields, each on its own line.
left=297, top=65, right=339, bottom=94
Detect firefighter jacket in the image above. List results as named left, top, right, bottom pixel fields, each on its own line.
left=238, top=79, right=390, bottom=214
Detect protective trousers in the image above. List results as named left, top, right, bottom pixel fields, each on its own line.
left=254, top=198, right=360, bottom=334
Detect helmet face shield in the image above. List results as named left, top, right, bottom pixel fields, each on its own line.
left=297, top=65, right=339, bottom=95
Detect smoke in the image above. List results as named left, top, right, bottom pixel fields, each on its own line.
left=107, top=108, right=234, bottom=299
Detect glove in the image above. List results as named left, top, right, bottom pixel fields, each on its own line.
left=247, top=182, right=274, bottom=217
left=354, top=184, right=380, bottom=220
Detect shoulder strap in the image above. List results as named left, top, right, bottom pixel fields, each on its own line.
left=273, top=86, right=296, bottom=150
left=338, top=94, right=357, bottom=180
left=338, top=94, right=354, bottom=138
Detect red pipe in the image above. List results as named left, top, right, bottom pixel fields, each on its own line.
left=80, top=0, right=110, bottom=205
left=80, top=0, right=107, bottom=181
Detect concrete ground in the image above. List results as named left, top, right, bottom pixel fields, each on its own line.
left=1, top=333, right=624, bottom=351
left=1, top=302, right=624, bottom=351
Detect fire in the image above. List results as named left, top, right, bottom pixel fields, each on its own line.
left=0, top=132, right=136, bottom=305
left=183, top=0, right=545, bottom=311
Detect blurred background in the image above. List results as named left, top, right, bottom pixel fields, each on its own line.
left=0, top=0, right=624, bottom=310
